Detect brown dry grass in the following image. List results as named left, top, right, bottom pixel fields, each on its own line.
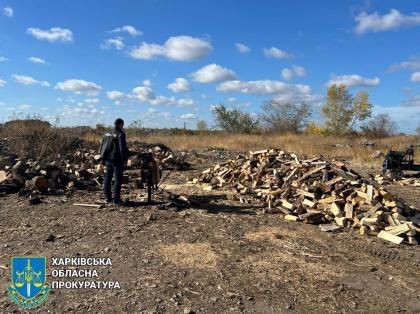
left=83, top=131, right=419, bottom=163
left=136, top=134, right=419, bottom=162
left=156, top=242, right=219, bottom=270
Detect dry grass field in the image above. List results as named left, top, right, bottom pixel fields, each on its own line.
left=137, top=133, right=419, bottom=163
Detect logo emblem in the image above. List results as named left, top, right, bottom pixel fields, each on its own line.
left=8, top=257, right=49, bottom=309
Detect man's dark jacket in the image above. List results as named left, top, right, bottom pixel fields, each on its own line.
left=99, top=128, right=129, bottom=163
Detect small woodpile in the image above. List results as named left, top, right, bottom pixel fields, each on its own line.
left=129, top=143, right=191, bottom=171
left=374, top=173, right=420, bottom=187
left=192, top=149, right=419, bottom=245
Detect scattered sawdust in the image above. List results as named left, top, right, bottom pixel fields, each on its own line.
left=243, top=250, right=341, bottom=282
left=244, top=227, right=343, bottom=282
left=157, top=242, right=219, bottom=270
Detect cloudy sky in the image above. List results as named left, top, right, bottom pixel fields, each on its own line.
left=0, top=0, right=419, bottom=132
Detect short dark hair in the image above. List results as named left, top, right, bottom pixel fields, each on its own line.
left=114, top=118, right=124, bottom=125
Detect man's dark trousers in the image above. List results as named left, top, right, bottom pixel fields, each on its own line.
left=104, top=160, right=124, bottom=203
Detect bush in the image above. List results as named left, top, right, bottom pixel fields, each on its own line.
left=212, top=104, right=259, bottom=134
left=1, top=115, right=86, bottom=159
left=260, top=101, right=310, bottom=133
left=305, top=122, right=328, bottom=136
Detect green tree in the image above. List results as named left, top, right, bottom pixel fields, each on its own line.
left=350, top=91, right=373, bottom=129
left=196, top=120, right=208, bottom=131
left=212, top=104, right=258, bottom=134
left=260, top=101, right=311, bottom=133
left=322, top=84, right=372, bottom=135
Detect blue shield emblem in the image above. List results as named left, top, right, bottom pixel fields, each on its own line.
left=8, top=257, right=49, bottom=309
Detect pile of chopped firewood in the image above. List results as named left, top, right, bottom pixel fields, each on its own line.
left=192, top=149, right=419, bottom=245
left=0, top=149, right=105, bottom=194
left=0, top=145, right=188, bottom=195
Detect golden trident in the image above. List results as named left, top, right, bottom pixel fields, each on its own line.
left=15, top=259, right=42, bottom=297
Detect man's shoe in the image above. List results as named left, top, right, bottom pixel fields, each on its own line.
left=113, top=199, right=122, bottom=206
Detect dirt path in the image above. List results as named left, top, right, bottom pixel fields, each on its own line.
left=0, top=169, right=419, bottom=313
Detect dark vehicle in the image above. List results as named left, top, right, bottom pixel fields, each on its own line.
left=382, top=145, right=420, bottom=177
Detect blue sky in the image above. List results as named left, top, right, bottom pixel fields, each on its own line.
left=0, top=0, right=419, bottom=132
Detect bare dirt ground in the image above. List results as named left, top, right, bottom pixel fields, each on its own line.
left=0, top=154, right=419, bottom=313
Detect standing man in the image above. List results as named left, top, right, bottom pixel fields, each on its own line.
left=99, top=118, right=129, bottom=205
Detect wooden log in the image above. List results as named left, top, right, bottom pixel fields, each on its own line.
left=386, top=223, right=410, bottom=236
left=73, top=203, right=104, bottom=209
left=345, top=203, right=354, bottom=219
left=377, top=231, right=404, bottom=245
left=0, top=170, right=8, bottom=184
left=284, top=214, right=299, bottom=222
left=319, top=223, right=342, bottom=232
left=330, top=203, right=342, bottom=217
left=29, top=176, right=49, bottom=191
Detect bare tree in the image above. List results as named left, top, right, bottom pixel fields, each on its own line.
left=361, top=113, right=397, bottom=138
left=260, top=101, right=311, bottom=133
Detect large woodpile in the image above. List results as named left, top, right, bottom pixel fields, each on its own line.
left=0, top=145, right=189, bottom=195
left=193, top=149, right=419, bottom=245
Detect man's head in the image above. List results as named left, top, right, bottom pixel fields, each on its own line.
left=114, top=118, right=124, bottom=129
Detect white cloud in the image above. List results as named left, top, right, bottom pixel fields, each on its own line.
left=217, top=79, right=322, bottom=105
left=235, top=42, right=250, bottom=53
left=167, top=77, right=191, bottom=92
left=107, top=84, right=197, bottom=107
left=27, top=57, right=46, bottom=64
left=19, top=104, right=31, bottom=110
left=355, top=9, right=420, bottom=34
left=402, top=95, right=420, bottom=107
left=176, top=97, right=195, bottom=107
left=2, top=7, right=13, bottom=17
left=142, top=79, right=153, bottom=87
left=128, top=35, right=212, bottom=61
left=132, top=86, right=156, bottom=102
left=27, top=27, right=73, bottom=43
left=84, top=98, right=99, bottom=104
left=191, top=64, right=237, bottom=83
left=55, top=79, right=102, bottom=95
left=12, top=74, right=50, bottom=87
left=100, top=37, right=125, bottom=50
left=292, top=65, right=306, bottom=77
left=281, top=68, right=293, bottom=81
left=217, top=79, right=310, bottom=95
left=111, top=25, right=142, bottom=36
left=180, top=113, right=197, bottom=120
left=106, top=91, right=126, bottom=101
left=0, top=56, right=9, bottom=62
left=327, top=74, right=380, bottom=87
left=263, top=47, right=293, bottom=59
left=388, top=58, right=420, bottom=72
left=281, top=65, right=306, bottom=80
left=0, top=79, right=6, bottom=87
left=411, top=72, right=420, bottom=82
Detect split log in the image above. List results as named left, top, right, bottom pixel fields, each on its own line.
left=28, top=176, right=49, bottom=191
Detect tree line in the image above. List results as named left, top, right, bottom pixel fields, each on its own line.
left=201, top=83, right=404, bottom=138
